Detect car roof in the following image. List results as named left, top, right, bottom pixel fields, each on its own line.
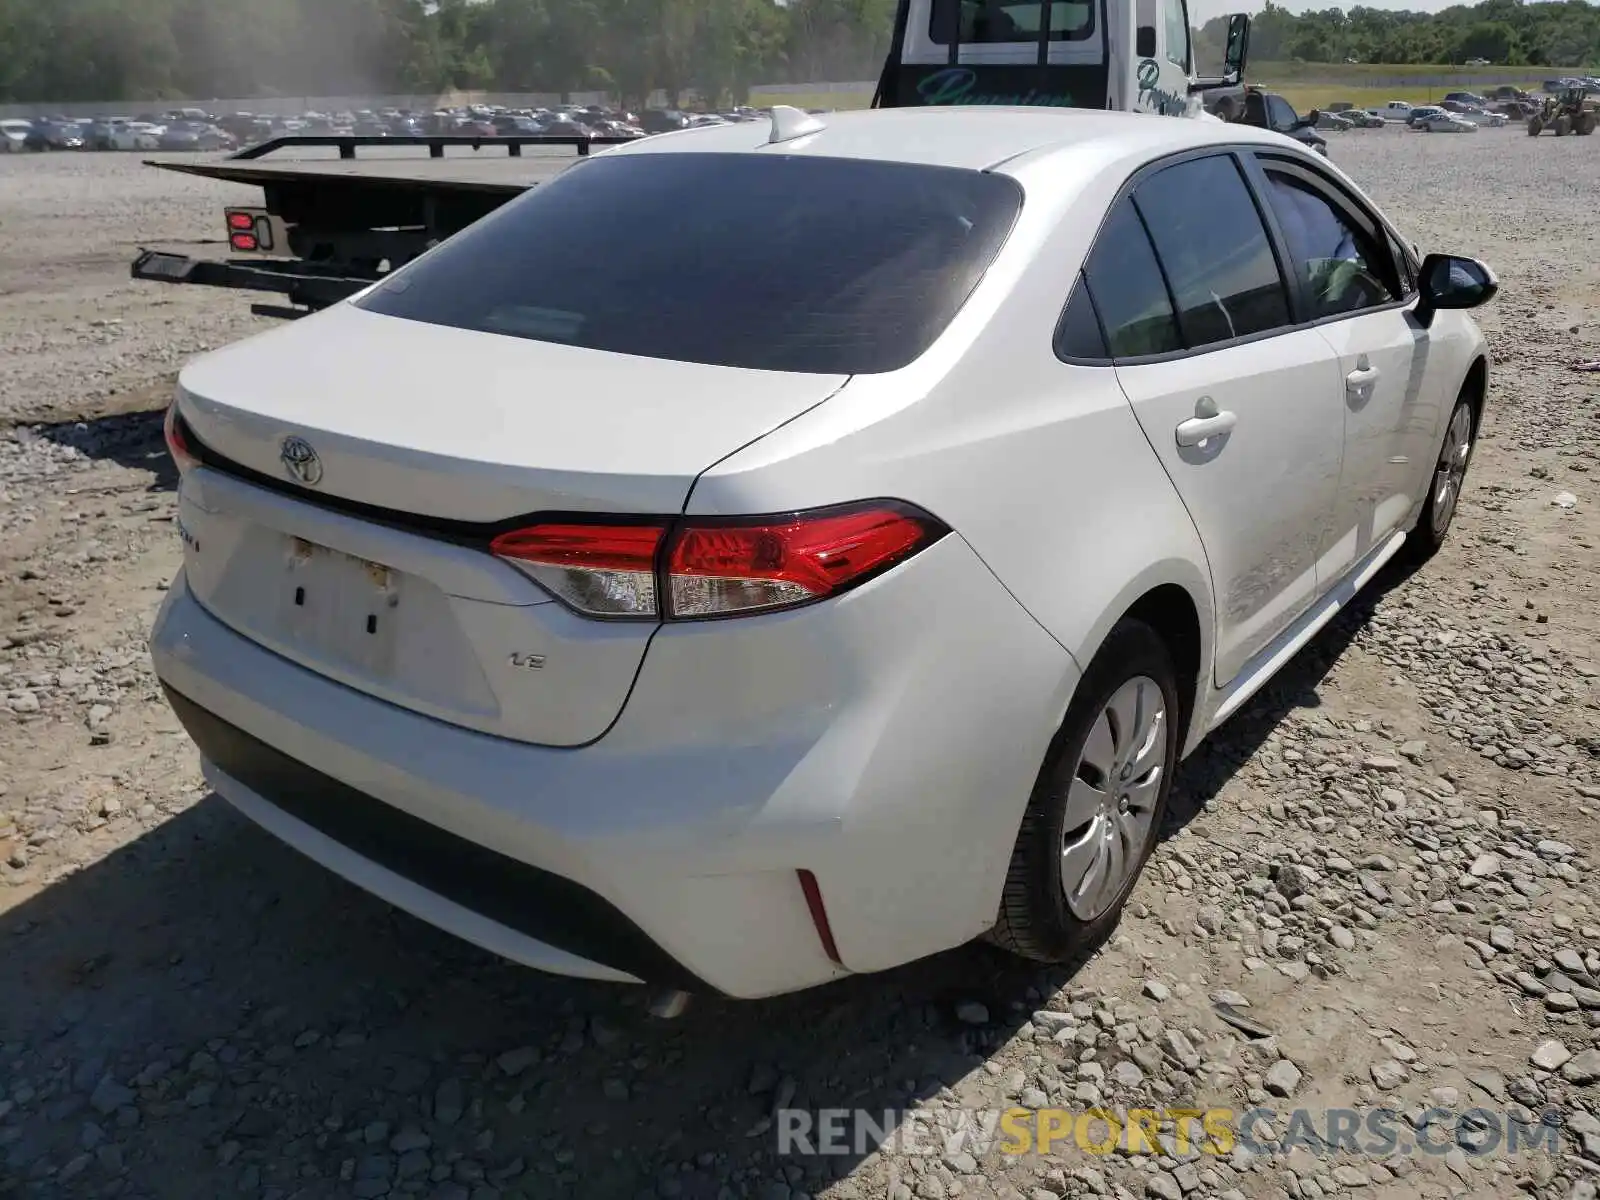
left=598, top=105, right=1312, bottom=175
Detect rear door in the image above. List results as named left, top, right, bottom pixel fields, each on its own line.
left=1249, top=154, right=1436, bottom=584
left=1090, top=152, right=1346, bottom=684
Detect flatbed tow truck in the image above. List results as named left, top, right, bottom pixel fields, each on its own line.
left=133, top=0, right=1253, bottom=318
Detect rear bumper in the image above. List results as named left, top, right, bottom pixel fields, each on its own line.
left=151, top=530, right=1078, bottom=998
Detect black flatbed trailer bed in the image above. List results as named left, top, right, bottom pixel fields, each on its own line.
left=132, top=134, right=627, bottom=316
left=148, top=148, right=583, bottom=195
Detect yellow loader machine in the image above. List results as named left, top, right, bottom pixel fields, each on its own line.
left=1528, top=88, right=1596, bottom=137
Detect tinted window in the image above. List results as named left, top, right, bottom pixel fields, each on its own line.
left=1165, top=0, right=1190, bottom=68
left=1054, top=276, right=1107, bottom=361
left=1134, top=156, right=1291, bottom=348
left=1081, top=200, right=1182, bottom=358
left=930, top=0, right=1095, bottom=42
left=1267, top=95, right=1298, bottom=130
left=356, top=153, right=1021, bottom=375
left=1260, top=171, right=1398, bottom=318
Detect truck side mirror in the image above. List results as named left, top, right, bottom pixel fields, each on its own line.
left=1225, top=13, right=1252, bottom=81
left=1136, top=26, right=1157, bottom=58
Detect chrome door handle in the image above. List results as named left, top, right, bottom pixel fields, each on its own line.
left=1175, top=411, right=1237, bottom=447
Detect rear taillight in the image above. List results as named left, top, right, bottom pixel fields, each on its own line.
left=163, top=402, right=199, bottom=475
left=489, top=502, right=945, bottom=621
left=489, top=523, right=663, bottom=617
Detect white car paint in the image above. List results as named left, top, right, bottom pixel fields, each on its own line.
left=0, top=119, right=30, bottom=151
left=149, top=107, right=1493, bottom=999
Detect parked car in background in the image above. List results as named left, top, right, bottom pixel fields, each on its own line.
left=126, top=122, right=165, bottom=149
left=1442, top=91, right=1489, bottom=108
left=1406, top=105, right=1447, bottom=127
left=0, top=118, right=32, bottom=151
left=1441, top=103, right=1507, bottom=128
left=1416, top=109, right=1478, bottom=133
left=158, top=121, right=238, bottom=152
left=1315, top=110, right=1354, bottom=131
left=641, top=108, right=691, bottom=133
left=1371, top=101, right=1415, bottom=122
left=1345, top=110, right=1386, bottom=128
left=87, top=118, right=141, bottom=150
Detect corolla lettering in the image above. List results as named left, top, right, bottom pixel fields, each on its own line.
left=1136, top=58, right=1188, bottom=116
left=915, top=67, right=1074, bottom=108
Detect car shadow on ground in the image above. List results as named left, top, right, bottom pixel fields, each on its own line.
left=32, top=409, right=177, bottom=494
left=0, top=523, right=1423, bottom=1200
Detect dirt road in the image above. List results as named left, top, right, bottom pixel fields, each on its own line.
left=0, top=131, right=1597, bottom=1200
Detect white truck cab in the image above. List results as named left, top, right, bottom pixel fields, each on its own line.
left=873, top=0, right=1250, bottom=118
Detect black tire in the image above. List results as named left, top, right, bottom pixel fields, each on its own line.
left=1555, top=115, right=1572, bottom=136
left=990, top=619, right=1180, bottom=963
left=1528, top=117, right=1542, bottom=136
left=1404, top=392, right=1477, bottom=564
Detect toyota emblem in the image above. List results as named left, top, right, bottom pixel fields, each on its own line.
left=280, top=436, right=323, bottom=486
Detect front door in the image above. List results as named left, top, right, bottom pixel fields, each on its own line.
left=1249, top=155, right=1438, bottom=583
left=1081, top=153, right=1346, bottom=684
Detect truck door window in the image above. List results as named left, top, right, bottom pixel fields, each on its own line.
left=1267, top=95, right=1299, bottom=130
left=929, top=0, right=1095, bottom=43
left=1165, top=0, right=1190, bottom=69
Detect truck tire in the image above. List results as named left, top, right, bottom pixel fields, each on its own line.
left=1579, top=112, right=1596, bottom=135
left=1555, top=115, right=1571, bottom=136
left=1528, top=117, right=1542, bottom=136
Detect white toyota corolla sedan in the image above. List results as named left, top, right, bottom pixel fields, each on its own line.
left=151, top=106, right=1496, bottom=999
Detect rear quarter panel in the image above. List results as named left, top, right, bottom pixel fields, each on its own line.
left=688, top=147, right=1217, bottom=753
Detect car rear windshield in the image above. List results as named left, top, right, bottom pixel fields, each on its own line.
left=355, top=151, right=1023, bottom=375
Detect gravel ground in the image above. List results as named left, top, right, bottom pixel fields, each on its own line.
left=0, top=128, right=1598, bottom=1200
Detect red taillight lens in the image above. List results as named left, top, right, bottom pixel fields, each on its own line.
left=226, top=211, right=255, bottom=231
left=665, top=505, right=938, bottom=618
left=163, top=402, right=199, bottom=475
left=488, top=503, right=945, bottom=621
left=229, top=232, right=258, bottom=251
left=489, top=523, right=664, bottom=617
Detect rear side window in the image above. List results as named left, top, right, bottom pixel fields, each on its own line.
left=357, top=152, right=1022, bottom=375
left=1080, top=200, right=1182, bottom=359
left=1054, top=275, right=1108, bottom=361
left=1133, top=155, right=1291, bottom=349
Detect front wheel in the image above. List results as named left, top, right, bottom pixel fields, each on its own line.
left=989, top=619, right=1179, bottom=963
left=1528, top=117, right=1543, bottom=136
left=1555, top=115, right=1572, bottom=136
left=1405, top=395, right=1476, bottom=563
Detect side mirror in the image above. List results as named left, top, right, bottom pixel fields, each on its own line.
left=1416, top=254, right=1498, bottom=328
left=1224, top=13, right=1252, bottom=81
left=1136, top=26, right=1157, bottom=59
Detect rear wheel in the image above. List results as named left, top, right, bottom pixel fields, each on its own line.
left=1555, top=115, right=1572, bottom=136
left=1528, top=117, right=1543, bottom=136
left=1405, top=394, right=1476, bottom=564
left=990, top=619, right=1179, bottom=962
left=1579, top=112, right=1596, bottom=135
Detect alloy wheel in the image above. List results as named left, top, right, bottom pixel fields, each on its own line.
left=1431, top=403, right=1473, bottom=540
left=1060, top=675, right=1167, bottom=921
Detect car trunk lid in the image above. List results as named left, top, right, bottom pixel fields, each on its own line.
left=173, top=304, right=848, bottom=745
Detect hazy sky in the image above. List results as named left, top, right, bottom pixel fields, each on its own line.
left=1190, top=0, right=1456, bottom=21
